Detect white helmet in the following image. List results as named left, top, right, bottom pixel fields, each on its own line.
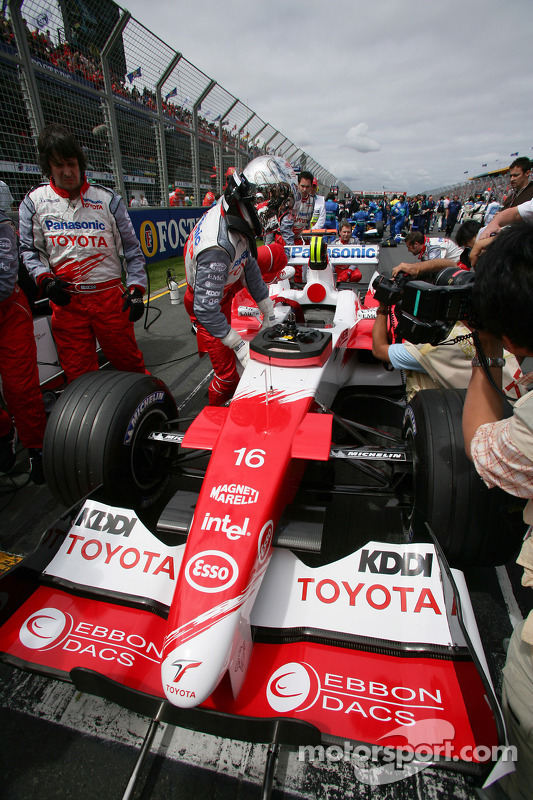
left=224, top=156, right=301, bottom=236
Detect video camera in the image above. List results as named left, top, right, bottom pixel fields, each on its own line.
left=372, top=267, right=476, bottom=346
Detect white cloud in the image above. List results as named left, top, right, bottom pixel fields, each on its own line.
left=344, top=124, right=380, bottom=153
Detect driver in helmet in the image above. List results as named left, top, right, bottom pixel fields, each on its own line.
left=184, top=156, right=300, bottom=405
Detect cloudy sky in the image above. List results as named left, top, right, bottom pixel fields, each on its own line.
left=123, top=0, right=532, bottom=194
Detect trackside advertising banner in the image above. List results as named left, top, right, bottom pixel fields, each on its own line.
left=129, top=208, right=203, bottom=264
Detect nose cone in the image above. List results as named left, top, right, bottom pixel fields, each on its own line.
left=161, top=610, right=241, bottom=708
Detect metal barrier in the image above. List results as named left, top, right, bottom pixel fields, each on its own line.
left=1, top=0, right=349, bottom=208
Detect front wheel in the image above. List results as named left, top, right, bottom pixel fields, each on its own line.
left=403, top=389, right=526, bottom=567
left=43, top=371, right=178, bottom=511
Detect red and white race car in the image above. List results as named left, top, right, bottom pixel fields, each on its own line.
left=0, top=240, right=523, bottom=795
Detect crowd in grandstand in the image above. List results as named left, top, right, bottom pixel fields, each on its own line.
left=0, top=12, right=252, bottom=151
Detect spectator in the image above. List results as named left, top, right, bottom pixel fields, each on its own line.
left=462, top=223, right=533, bottom=800
left=0, top=211, right=46, bottom=483
left=0, top=179, right=14, bottom=212
left=392, top=230, right=463, bottom=278
left=502, top=156, right=533, bottom=208
left=19, top=124, right=148, bottom=383
left=445, top=194, right=462, bottom=236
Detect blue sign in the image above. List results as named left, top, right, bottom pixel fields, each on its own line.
left=129, top=207, right=203, bottom=263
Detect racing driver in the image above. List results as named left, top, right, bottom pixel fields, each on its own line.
left=184, top=156, right=300, bottom=405
left=19, top=124, right=148, bottom=383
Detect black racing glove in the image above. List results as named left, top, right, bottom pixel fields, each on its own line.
left=40, top=276, right=71, bottom=306
left=122, top=286, right=145, bottom=322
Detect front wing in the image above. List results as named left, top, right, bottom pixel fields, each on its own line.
left=0, top=498, right=511, bottom=785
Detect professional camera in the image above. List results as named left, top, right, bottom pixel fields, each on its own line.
left=373, top=267, right=476, bottom=346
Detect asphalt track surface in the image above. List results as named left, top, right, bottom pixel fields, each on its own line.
left=0, top=240, right=530, bottom=800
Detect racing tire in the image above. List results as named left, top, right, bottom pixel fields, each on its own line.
left=403, top=388, right=526, bottom=567
left=376, top=222, right=384, bottom=237
left=43, top=371, right=178, bottom=511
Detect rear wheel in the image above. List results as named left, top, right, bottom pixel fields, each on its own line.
left=43, top=371, right=178, bottom=511
left=403, top=389, right=526, bottom=567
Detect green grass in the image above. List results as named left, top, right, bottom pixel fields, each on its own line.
left=146, top=255, right=185, bottom=294
left=145, top=239, right=265, bottom=294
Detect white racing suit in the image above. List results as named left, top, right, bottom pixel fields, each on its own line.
left=19, top=178, right=147, bottom=382
left=184, top=201, right=269, bottom=405
left=418, top=236, right=463, bottom=263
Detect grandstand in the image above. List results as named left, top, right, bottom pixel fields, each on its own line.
left=0, top=0, right=350, bottom=206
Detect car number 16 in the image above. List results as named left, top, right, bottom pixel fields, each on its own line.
left=234, top=448, right=266, bottom=468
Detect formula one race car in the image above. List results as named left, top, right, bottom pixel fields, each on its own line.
left=0, top=240, right=523, bottom=797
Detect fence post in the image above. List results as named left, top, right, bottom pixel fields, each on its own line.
left=192, top=79, right=216, bottom=204
left=8, top=0, right=45, bottom=140
left=156, top=52, right=182, bottom=206
left=100, top=10, right=130, bottom=201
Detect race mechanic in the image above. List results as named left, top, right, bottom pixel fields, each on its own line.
left=184, top=156, right=300, bottom=405
left=19, top=124, right=147, bottom=383
left=331, top=222, right=362, bottom=283
left=0, top=210, right=47, bottom=483
left=387, top=195, right=409, bottom=243
left=462, top=224, right=533, bottom=800
left=324, top=193, right=340, bottom=230
left=392, top=230, right=463, bottom=278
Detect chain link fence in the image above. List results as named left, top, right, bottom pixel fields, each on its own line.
left=1, top=0, right=349, bottom=209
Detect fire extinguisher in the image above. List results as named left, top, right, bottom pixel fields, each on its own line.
left=166, top=269, right=180, bottom=304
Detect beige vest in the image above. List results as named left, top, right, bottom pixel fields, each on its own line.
left=403, top=323, right=524, bottom=402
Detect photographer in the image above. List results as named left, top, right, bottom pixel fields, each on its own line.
left=371, top=302, right=521, bottom=402
left=463, top=223, right=533, bottom=800
left=392, top=230, right=463, bottom=279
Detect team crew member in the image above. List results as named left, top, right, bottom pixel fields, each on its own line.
left=392, top=230, right=463, bottom=278
left=19, top=124, right=147, bottom=383
left=0, top=211, right=47, bottom=482
left=331, top=222, right=362, bottom=283
left=184, top=156, right=299, bottom=406
left=278, top=170, right=314, bottom=246
left=309, top=178, right=326, bottom=230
